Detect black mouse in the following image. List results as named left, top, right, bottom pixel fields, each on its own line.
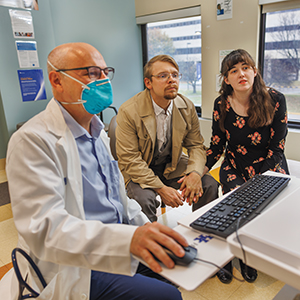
left=159, top=245, right=198, bottom=266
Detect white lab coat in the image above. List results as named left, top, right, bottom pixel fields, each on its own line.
left=4, top=98, right=149, bottom=300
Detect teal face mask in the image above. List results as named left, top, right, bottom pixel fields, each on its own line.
left=80, top=78, right=113, bottom=114
left=47, top=61, right=113, bottom=115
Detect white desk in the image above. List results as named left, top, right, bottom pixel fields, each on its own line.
left=148, top=172, right=300, bottom=291
left=227, top=173, right=300, bottom=290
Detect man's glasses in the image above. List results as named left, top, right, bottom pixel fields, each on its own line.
left=151, top=72, right=182, bottom=82
left=55, top=66, right=115, bottom=81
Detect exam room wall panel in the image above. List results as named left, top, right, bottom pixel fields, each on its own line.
left=0, top=0, right=144, bottom=159
left=48, top=0, right=144, bottom=124
left=0, top=1, right=56, bottom=159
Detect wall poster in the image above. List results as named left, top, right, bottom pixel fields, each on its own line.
left=217, top=0, right=232, bottom=21
left=18, top=69, right=46, bottom=102
left=9, top=9, right=34, bottom=38
left=0, top=0, right=38, bottom=10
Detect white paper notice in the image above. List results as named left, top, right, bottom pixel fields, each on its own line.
left=0, top=0, right=38, bottom=10
left=217, top=0, right=232, bottom=21
left=9, top=9, right=34, bottom=38
left=15, top=41, right=39, bottom=68
left=219, top=49, right=233, bottom=71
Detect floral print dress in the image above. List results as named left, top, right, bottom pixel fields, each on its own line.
left=206, top=88, right=289, bottom=194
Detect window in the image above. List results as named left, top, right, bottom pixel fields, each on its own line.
left=143, top=16, right=202, bottom=115
left=261, top=7, right=300, bottom=125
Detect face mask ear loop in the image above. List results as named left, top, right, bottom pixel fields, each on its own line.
left=47, top=60, right=90, bottom=90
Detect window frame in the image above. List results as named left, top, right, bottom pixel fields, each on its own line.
left=140, top=17, right=202, bottom=117
left=259, top=4, right=300, bottom=128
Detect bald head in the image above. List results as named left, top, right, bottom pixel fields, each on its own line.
left=47, top=42, right=104, bottom=74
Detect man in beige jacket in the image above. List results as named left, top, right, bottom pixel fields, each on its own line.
left=116, top=55, right=219, bottom=222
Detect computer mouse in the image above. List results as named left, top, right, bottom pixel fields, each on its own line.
left=161, top=245, right=198, bottom=266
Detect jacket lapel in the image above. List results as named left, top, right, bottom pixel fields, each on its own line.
left=170, top=96, right=187, bottom=170
left=138, top=90, right=156, bottom=147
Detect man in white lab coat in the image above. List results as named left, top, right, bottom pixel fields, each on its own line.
left=4, top=42, right=187, bottom=300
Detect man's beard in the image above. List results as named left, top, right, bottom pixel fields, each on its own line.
left=164, top=87, right=178, bottom=100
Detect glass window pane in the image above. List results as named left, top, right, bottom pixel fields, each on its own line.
left=146, top=16, right=202, bottom=108
left=263, top=8, right=300, bottom=123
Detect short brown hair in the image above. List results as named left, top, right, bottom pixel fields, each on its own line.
left=144, top=55, right=179, bottom=79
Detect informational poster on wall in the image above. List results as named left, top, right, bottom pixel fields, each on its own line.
left=9, top=9, right=34, bottom=38
left=216, top=49, right=233, bottom=91
left=0, top=0, right=38, bottom=10
left=15, top=41, right=39, bottom=68
left=217, top=0, right=232, bottom=21
left=219, top=49, right=233, bottom=71
left=17, top=69, right=47, bottom=102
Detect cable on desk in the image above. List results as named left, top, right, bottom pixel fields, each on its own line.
left=235, top=216, right=248, bottom=266
left=194, top=257, right=244, bottom=282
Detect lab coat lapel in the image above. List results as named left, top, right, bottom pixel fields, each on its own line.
left=46, top=99, right=85, bottom=219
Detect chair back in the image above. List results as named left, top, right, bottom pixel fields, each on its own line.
left=108, top=115, right=118, bottom=160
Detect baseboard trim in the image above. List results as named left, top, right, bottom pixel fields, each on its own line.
left=0, top=158, right=6, bottom=171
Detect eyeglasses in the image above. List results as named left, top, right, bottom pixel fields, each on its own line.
left=151, top=72, right=182, bottom=81
left=55, top=66, right=115, bottom=81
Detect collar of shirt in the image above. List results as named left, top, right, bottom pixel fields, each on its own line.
left=55, top=99, right=104, bottom=140
left=151, top=96, right=173, bottom=116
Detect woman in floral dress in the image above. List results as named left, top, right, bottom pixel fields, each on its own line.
left=203, top=49, right=289, bottom=284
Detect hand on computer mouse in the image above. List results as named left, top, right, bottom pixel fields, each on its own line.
left=157, top=245, right=198, bottom=266
left=130, top=222, right=189, bottom=273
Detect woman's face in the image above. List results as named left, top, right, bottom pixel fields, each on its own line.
left=224, top=61, right=257, bottom=94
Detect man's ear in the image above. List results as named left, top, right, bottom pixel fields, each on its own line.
left=49, top=71, right=64, bottom=93
left=144, top=77, right=152, bottom=90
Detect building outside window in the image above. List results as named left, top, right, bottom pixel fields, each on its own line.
left=145, top=16, right=202, bottom=113
left=263, top=8, right=300, bottom=124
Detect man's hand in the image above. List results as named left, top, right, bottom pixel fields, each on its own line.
left=155, top=186, right=184, bottom=208
left=178, top=172, right=203, bottom=205
left=130, top=222, right=188, bottom=273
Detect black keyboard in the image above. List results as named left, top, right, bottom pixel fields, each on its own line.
left=190, top=174, right=290, bottom=239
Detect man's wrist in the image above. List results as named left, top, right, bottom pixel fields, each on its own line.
left=188, top=171, right=202, bottom=178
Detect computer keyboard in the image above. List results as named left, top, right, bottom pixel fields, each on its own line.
left=190, top=174, right=290, bottom=239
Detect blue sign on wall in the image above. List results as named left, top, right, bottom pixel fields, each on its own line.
left=17, top=69, right=47, bottom=102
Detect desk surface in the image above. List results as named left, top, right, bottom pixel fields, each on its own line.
left=227, top=173, right=300, bottom=290
left=138, top=172, right=300, bottom=291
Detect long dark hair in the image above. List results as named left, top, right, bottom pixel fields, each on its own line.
left=218, top=49, right=274, bottom=132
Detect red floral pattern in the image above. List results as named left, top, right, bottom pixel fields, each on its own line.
left=233, top=116, right=245, bottom=129
left=212, top=135, right=220, bottom=145
left=236, top=145, right=247, bottom=155
left=248, top=132, right=262, bottom=145
left=206, top=89, right=288, bottom=194
left=245, top=166, right=255, bottom=178
left=227, top=174, right=236, bottom=182
left=213, top=110, right=220, bottom=121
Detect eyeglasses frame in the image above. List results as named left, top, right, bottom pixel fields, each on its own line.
left=55, top=66, right=115, bottom=80
left=150, top=72, right=182, bottom=81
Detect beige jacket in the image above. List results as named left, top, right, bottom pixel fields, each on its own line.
left=116, top=89, right=207, bottom=189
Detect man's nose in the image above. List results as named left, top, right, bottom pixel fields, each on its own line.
left=100, top=70, right=107, bottom=79
left=167, top=74, right=176, bottom=82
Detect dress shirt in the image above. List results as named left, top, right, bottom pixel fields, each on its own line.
left=152, top=98, right=173, bottom=152
left=57, top=101, right=123, bottom=223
